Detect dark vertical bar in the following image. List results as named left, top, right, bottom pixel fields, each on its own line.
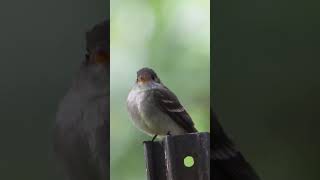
left=107, top=0, right=110, bottom=178
left=198, top=133, right=211, bottom=180
left=143, top=141, right=167, bottom=180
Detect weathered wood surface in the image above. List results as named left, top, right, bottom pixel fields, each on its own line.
left=143, top=132, right=210, bottom=180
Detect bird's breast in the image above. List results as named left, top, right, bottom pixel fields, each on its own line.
left=127, top=89, right=185, bottom=136
left=127, top=89, right=155, bottom=134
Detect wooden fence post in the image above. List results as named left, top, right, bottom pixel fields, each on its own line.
left=143, top=132, right=210, bottom=180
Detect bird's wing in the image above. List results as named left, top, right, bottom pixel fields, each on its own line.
left=211, top=110, right=260, bottom=180
left=152, top=87, right=197, bottom=133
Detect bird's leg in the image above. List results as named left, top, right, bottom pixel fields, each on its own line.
left=151, top=134, right=158, bottom=142
left=166, top=131, right=171, bottom=136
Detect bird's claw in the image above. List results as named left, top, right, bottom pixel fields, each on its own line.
left=151, top=134, right=158, bottom=142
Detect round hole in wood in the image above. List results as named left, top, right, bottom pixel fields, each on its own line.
left=183, top=156, right=195, bottom=167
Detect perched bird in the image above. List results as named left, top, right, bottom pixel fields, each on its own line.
left=212, top=109, right=260, bottom=180
left=53, top=20, right=109, bottom=180
left=127, top=67, right=197, bottom=141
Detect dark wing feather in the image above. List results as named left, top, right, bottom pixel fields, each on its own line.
left=211, top=110, right=260, bottom=180
left=153, top=87, right=197, bottom=133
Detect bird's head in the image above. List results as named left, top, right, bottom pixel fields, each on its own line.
left=136, top=67, right=161, bottom=85
left=72, top=20, right=109, bottom=94
left=83, top=19, right=109, bottom=70
left=76, top=45, right=109, bottom=93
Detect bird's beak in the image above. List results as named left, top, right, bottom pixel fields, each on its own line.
left=137, top=73, right=152, bottom=84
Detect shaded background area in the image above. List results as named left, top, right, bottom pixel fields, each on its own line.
left=0, top=0, right=107, bottom=179
left=213, top=0, right=320, bottom=179
left=110, top=0, right=210, bottom=179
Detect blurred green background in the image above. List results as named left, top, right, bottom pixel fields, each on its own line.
left=213, top=0, right=320, bottom=180
left=110, top=0, right=210, bottom=179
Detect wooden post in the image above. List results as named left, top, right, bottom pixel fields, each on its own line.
left=143, top=132, right=210, bottom=180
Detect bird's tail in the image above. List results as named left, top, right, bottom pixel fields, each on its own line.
left=211, top=109, right=261, bottom=180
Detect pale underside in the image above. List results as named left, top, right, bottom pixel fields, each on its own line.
left=127, top=88, right=186, bottom=137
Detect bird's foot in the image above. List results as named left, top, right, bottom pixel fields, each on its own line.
left=151, top=134, right=158, bottom=142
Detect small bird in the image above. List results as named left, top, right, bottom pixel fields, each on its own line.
left=127, top=67, right=197, bottom=141
left=212, top=109, right=261, bottom=180
left=53, top=20, right=109, bottom=180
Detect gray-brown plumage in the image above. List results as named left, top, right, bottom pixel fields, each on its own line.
left=53, top=20, right=109, bottom=180
left=127, top=68, right=197, bottom=139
